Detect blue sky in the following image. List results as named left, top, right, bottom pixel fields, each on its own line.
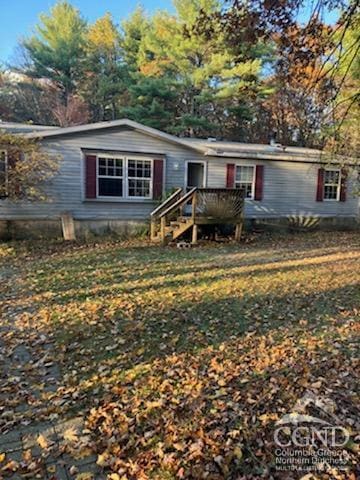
left=0, top=0, right=174, bottom=64
left=0, top=0, right=340, bottom=65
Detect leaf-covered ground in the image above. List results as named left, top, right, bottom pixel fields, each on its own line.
left=0, top=232, right=359, bottom=479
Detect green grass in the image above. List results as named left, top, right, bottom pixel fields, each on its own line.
left=1, top=231, right=359, bottom=479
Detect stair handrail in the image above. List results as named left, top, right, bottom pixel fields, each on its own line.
left=150, top=188, right=183, bottom=218
left=158, top=187, right=197, bottom=219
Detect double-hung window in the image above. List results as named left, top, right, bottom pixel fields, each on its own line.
left=235, top=165, right=255, bottom=199
left=97, top=155, right=152, bottom=199
left=0, top=150, right=7, bottom=195
left=128, top=159, right=152, bottom=198
left=324, top=169, right=341, bottom=201
left=98, top=156, right=123, bottom=197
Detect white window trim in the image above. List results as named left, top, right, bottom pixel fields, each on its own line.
left=323, top=167, right=341, bottom=202
left=126, top=157, right=153, bottom=199
left=0, top=149, right=8, bottom=195
left=235, top=164, right=256, bottom=200
left=96, top=154, right=153, bottom=201
left=97, top=155, right=124, bottom=199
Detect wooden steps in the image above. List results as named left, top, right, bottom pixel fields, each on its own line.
left=152, top=217, right=193, bottom=244
left=172, top=218, right=193, bottom=241
left=150, top=188, right=245, bottom=245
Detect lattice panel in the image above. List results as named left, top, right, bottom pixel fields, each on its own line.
left=196, top=188, right=244, bottom=220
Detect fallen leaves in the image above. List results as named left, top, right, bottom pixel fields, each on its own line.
left=0, top=232, right=359, bottom=478
left=75, top=473, right=94, bottom=480
left=2, top=459, right=19, bottom=472
left=85, top=318, right=359, bottom=477
left=107, top=474, right=122, bottom=480
left=37, top=433, right=51, bottom=449
left=63, top=427, right=79, bottom=443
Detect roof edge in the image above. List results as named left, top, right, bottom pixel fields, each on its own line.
left=23, top=119, right=353, bottom=163
left=204, top=148, right=357, bottom=164
left=25, top=119, right=206, bottom=154
left=204, top=148, right=322, bottom=163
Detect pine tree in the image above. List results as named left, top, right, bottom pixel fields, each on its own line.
left=22, top=1, right=87, bottom=105
left=81, top=13, right=127, bottom=121
left=121, top=7, right=150, bottom=71
left=124, top=0, right=268, bottom=137
left=121, top=75, right=177, bottom=130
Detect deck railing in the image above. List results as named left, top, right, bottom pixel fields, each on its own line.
left=195, top=188, right=244, bottom=221
left=150, top=188, right=183, bottom=239
left=150, top=187, right=245, bottom=243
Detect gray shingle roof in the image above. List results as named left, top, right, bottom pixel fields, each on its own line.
left=0, top=121, right=56, bottom=134
left=3, top=119, right=332, bottom=163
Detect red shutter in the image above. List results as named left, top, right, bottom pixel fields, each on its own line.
left=254, top=165, right=264, bottom=201
left=85, top=154, right=97, bottom=199
left=226, top=164, right=235, bottom=188
left=153, top=159, right=164, bottom=199
left=340, top=168, right=347, bottom=202
left=316, top=168, right=325, bottom=202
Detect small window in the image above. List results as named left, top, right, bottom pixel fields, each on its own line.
left=0, top=150, right=7, bottom=195
left=235, top=165, right=255, bottom=199
left=324, top=169, right=341, bottom=201
left=127, top=159, right=152, bottom=198
left=98, top=156, right=123, bottom=197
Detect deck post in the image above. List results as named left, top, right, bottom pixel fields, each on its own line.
left=150, top=188, right=245, bottom=246
left=160, top=216, right=166, bottom=245
left=150, top=219, right=157, bottom=240
left=192, top=223, right=198, bottom=245
left=191, top=192, right=197, bottom=218
left=235, top=222, right=243, bottom=242
left=191, top=190, right=198, bottom=245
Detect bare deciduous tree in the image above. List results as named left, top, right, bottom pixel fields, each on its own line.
left=0, top=132, right=60, bottom=201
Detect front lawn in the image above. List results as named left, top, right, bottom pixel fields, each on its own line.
left=0, top=232, right=359, bottom=479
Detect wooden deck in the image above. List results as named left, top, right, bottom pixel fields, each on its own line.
left=150, top=188, right=245, bottom=245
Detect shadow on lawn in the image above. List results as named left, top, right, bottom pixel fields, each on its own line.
left=18, top=247, right=360, bottom=307
left=14, top=233, right=356, bottom=288
left=53, top=280, right=359, bottom=386
left=71, top=251, right=360, bottom=300
left=54, top=282, right=358, bottom=480
left=4, top=237, right=359, bottom=381
left=10, top=241, right=359, bottom=368
left=2, top=237, right=359, bottom=479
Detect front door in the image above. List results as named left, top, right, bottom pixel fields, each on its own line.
left=186, top=162, right=205, bottom=190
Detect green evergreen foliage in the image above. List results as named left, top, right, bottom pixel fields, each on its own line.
left=120, top=75, right=177, bottom=131
left=23, top=1, right=86, bottom=99
left=80, top=13, right=127, bottom=121
left=0, top=0, right=358, bottom=151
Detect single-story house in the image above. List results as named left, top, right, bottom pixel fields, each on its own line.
left=0, top=119, right=359, bottom=239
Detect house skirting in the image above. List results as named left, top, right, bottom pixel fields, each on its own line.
left=0, top=219, right=149, bottom=240
left=247, top=216, right=360, bottom=232
left=0, top=215, right=359, bottom=240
